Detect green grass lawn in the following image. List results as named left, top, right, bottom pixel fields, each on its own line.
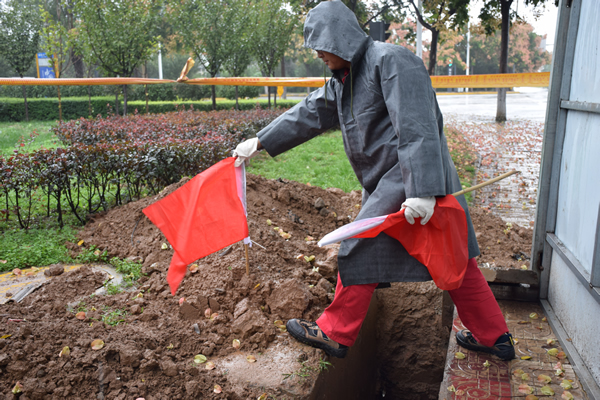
left=247, top=130, right=361, bottom=193
left=0, top=121, right=58, bottom=155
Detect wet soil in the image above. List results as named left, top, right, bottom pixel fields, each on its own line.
left=0, top=174, right=532, bottom=399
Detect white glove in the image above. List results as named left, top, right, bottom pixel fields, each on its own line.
left=233, top=138, right=261, bottom=167
left=401, top=196, right=436, bottom=225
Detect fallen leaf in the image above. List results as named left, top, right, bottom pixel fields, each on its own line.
left=538, top=374, right=552, bottom=384
left=214, top=384, right=222, bottom=394
left=232, top=339, right=241, bottom=349
left=547, top=338, right=557, bottom=346
left=179, top=298, right=185, bottom=306
left=521, top=373, right=530, bottom=381
left=194, top=354, right=207, bottom=364
left=557, top=351, right=567, bottom=359
left=76, top=311, right=86, bottom=320
left=12, top=382, right=23, bottom=395
left=12, top=268, right=22, bottom=276
left=266, top=219, right=272, bottom=225
left=305, top=236, right=314, bottom=241
left=525, top=395, right=538, bottom=400
left=59, top=346, right=70, bottom=358
left=94, top=250, right=101, bottom=256
left=447, top=385, right=456, bottom=392
left=254, top=283, right=260, bottom=290
left=521, top=356, right=532, bottom=360
left=518, top=320, right=530, bottom=324
left=206, top=361, right=216, bottom=370
left=247, top=355, right=256, bottom=363
left=540, top=385, right=555, bottom=396
left=0, top=260, right=6, bottom=264
left=0, top=334, right=11, bottom=339
left=547, top=348, right=559, bottom=357
left=166, top=343, right=174, bottom=350
left=161, top=243, right=168, bottom=250
left=513, top=368, right=525, bottom=377
left=560, top=379, right=573, bottom=389
left=455, top=351, right=466, bottom=359
left=483, top=360, right=490, bottom=368
left=296, top=254, right=304, bottom=260
left=205, top=308, right=212, bottom=318
left=210, top=313, right=219, bottom=320
left=77, top=239, right=84, bottom=246
left=91, top=339, right=104, bottom=350
left=189, top=264, right=199, bottom=273
left=562, top=391, right=574, bottom=400
left=518, top=384, right=534, bottom=394
left=257, top=394, right=268, bottom=400
left=529, top=313, right=538, bottom=319
left=542, top=317, right=547, bottom=322
left=455, top=389, right=465, bottom=396
left=521, top=265, right=528, bottom=270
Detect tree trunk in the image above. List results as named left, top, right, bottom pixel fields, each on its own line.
left=123, top=85, right=128, bottom=116
left=88, top=86, right=92, bottom=117
left=145, top=84, right=149, bottom=114
left=115, top=90, right=119, bottom=115
left=211, top=85, right=217, bottom=111
left=267, top=89, right=271, bottom=109
left=235, top=86, right=239, bottom=110
left=21, top=83, right=29, bottom=122
left=281, top=56, right=287, bottom=99
left=72, top=51, right=84, bottom=78
left=428, top=28, right=439, bottom=76
left=496, top=0, right=512, bottom=123
left=57, top=86, right=62, bottom=122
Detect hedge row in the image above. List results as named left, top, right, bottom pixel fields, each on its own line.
left=0, top=108, right=286, bottom=228
left=0, top=97, right=300, bottom=122
left=0, top=83, right=261, bottom=102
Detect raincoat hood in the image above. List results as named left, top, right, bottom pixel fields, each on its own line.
left=303, top=1, right=369, bottom=64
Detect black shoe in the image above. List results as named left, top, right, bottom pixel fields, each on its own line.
left=286, top=319, right=348, bottom=358
left=456, top=330, right=515, bottom=361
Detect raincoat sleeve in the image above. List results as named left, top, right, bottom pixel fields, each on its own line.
left=256, top=80, right=339, bottom=157
left=379, top=50, right=447, bottom=199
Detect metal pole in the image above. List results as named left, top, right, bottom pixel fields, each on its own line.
left=158, top=43, right=163, bottom=80
left=466, top=21, right=470, bottom=92
left=416, top=0, right=423, bottom=59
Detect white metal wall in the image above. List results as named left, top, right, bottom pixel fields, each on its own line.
left=547, top=0, right=600, bottom=390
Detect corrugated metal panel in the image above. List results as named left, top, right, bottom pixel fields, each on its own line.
left=554, top=111, right=600, bottom=274
left=548, top=254, right=600, bottom=384
left=569, top=1, right=600, bottom=103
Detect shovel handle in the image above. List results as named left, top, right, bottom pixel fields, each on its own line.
left=452, top=170, right=520, bottom=197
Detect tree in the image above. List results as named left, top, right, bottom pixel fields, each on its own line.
left=39, top=5, right=71, bottom=121
left=390, top=0, right=470, bottom=75
left=0, top=0, right=42, bottom=121
left=479, top=0, right=554, bottom=121
left=221, top=1, right=254, bottom=109
left=169, top=0, right=239, bottom=111
left=388, top=20, right=430, bottom=64
left=251, top=0, right=297, bottom=108
left=73, top=0, right=163, bottom=115
left=466, top=21, right=550, bottom=75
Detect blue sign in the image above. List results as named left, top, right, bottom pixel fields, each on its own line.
left=37, top=53, right=56, bottom=79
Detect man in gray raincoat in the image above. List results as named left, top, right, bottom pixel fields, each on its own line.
left=234, top=0, right=515, bottom=360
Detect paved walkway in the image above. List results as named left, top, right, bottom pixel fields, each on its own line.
left=440, top=300, right=589, bottom=400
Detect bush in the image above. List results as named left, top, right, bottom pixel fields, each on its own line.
left=0, top=107, right=287, bottom=228
left=0, top=96, right=300, bottom=122
left=216, top=85, right=261, bottom=100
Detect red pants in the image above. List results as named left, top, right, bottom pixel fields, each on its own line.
left=316, top=258, right=508, bottom=347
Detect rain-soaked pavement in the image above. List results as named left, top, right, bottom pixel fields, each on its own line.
left=438, top=88, right=548, bottom=228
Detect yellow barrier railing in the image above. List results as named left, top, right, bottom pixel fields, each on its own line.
left=0, top=72, right=550, bottom=89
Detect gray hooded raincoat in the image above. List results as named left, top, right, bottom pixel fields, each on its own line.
left=257, top=0, right=479, bottom=287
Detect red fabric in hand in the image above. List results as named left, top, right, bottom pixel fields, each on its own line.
left=352, top=195, right=469, bottom=290
left=143, top=157, right=248, bottom=295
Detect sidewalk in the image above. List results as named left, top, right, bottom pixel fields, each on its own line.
left=439, top=300, right=589, bottom=400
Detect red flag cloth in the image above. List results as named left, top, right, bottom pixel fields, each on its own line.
left=143, top=157, right=248, bottom=295
left=352, top=195, right=469, bottom=290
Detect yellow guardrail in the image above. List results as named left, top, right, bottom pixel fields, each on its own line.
left=0, top=72, right=550, bottom=89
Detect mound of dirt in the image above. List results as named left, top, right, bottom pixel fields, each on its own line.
left=0, top=174, right=532, bottom=399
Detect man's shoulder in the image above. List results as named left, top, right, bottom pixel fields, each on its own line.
left=365, top=42, right=421, bottom=66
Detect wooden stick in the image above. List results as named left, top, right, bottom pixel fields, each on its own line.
left=452, top=170, right=520, bottom=197
left=244, top=244, right=250, bottom=275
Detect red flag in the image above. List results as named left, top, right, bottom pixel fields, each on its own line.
left=143, top=157, right=248, bottom=295
left=320, top=196, right=469, bottom=290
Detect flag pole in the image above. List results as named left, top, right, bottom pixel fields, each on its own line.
left=244, top=244, right=250, bottom=275
left=452, top=170, right=519, bottom=197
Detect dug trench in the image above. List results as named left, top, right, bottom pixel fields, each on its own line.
left=0, top=174, right=532, bottom=399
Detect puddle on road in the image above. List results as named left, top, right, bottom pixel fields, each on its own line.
left=446, top=115, right=544, bottom=228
